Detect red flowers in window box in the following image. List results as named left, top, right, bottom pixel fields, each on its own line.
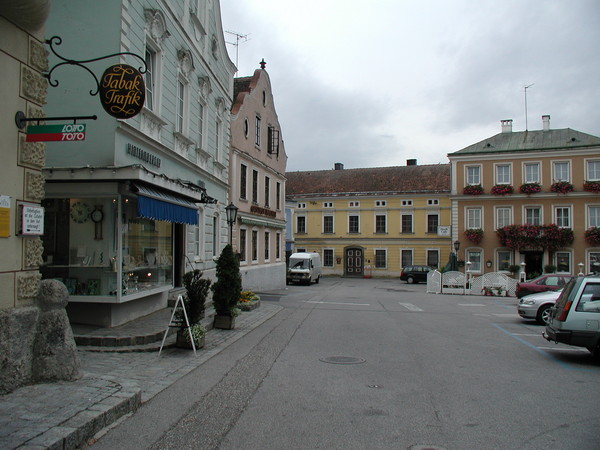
left=491, top=184, right=514, bottom=196
left=583, top=181, right=600, bottom=194
left=463, top=184, right=483, bottom=195
left=550, top=181, right=573, bottom=194
left=585, top=227, right=600, bottom=246
left=464, top=228, right=483, bottom=244
left=519, top=182, right=541, bottom=194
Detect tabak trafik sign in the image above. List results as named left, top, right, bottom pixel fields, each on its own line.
left=99, top=64, right=145, bottom=119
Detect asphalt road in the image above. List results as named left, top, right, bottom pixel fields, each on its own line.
left=92, top=277, right=600, bottom=450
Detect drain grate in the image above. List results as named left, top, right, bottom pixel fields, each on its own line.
left=319, top=356, right=366, bottom=365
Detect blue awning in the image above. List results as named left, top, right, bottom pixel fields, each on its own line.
left=133, top=184, right=198, bottom=225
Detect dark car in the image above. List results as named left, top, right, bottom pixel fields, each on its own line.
left=516, top=274, right=573, bottom=298
left=400, top=265, right=432, bottom=284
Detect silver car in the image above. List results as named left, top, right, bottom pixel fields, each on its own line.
left=517, top=289, right=561, bottom=325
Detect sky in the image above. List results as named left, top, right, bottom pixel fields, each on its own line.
left=220, top=0, right=600, bottom=172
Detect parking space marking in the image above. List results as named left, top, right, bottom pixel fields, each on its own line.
left=399, top=303, right=423, bottom=312
left=305, top=300, right=371, bottom=306
left=537, top=346, right=588, bottom=352
left=459, top=304, right=486, bottom=306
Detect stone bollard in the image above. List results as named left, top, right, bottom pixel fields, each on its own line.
left=32, top=279, right=81, bottom=383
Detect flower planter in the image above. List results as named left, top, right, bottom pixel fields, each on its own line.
left=491, top=185, right=513, bottom=195
left=176, top=329, right=205, bottom=349
left=550, top=181, right=573, bottom=194
left=463, top=185, right=483, bottom=195
left=583, top=181, right=600, bottom=193
left=214, top=314, right=236, bottom=330
left=238, top=300, right=260, bottom=311
left=519, top=183, right=541, bottom=194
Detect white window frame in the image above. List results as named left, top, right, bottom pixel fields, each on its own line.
left=348, top=214, right=360, bottom=233
left=466, top=207, right=482, bottom=229
left=426, top=249, right=440, bottom=268
left=524, top=206, right=542, bottom=225
left=255, top=115, right=261, bottom=147
left=375, top=213, right=387, bottom=233
left=176, top=77, right=189, bottom=135
left=348, top=201, right=360, bottom=207
left=401, top=200, right=413, bottom=206
left=374, top=248, right=387, bottom=268
left=323, top=214, right=334, bottom=234
left=400, top=249, right=413, bottom=268
left=297, top=203, right=306, bottom=209
left=144, top=46, right=157, bottom=111
left=588, top=251, right=600, bottom=274
left=495, top=163, right=512, bottom=185
left=375, top=200, right=387, bottom=207
left=466, top=165, right=481, bottom=185
left=198, top=101, right=206, bottom=150
left=586, top=159, right=600, bottom=181
left=239, top=227, right=247, bottom=263
left=552, top=160, right=571, bottom=182
left=495, top=206, right=512, bottom=229
left=401, top=213, right=413, bottom=233
left=427, top=213, right=439, bottom=234
left=323, top=248, right=334, bottom=267
left=496, top=249, right=512, bottom=272
left=427, top=199, right=439, bottom=206
left=323, top=202, right=334, bottom=208
left=466, top=250, right=482, bottom=273
left=554, top=205, right=571, bottom=228
left=251, top=229, right=259, bottom=263
left=523, top=162, right=541, bottom=184
left=555, top=251, right=572, bottom=274
left=264, top=231, right=270, bottom=262
left=296, top=215, right=306, bottom=234
left=588, top=205, right=600, bottom=228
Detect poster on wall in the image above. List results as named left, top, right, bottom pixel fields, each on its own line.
left=0, top=195, right=10, bottom=238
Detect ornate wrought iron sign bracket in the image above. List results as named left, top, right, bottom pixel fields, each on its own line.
left=15, top=111, right=97, bottom=130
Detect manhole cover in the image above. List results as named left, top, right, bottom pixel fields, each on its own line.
left=319, top=356, right=366, bottom=365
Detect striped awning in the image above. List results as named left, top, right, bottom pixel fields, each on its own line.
left=133, top=183, right=198, bottom=225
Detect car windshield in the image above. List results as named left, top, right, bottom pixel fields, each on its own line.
left=290, top=259, right=308, bottom=269
left=554, top=278, right=578, bottom=310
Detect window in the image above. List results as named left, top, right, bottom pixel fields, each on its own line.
left=251, top=230, right=258, bottom=261
left=427, top=250, right=439, bottom=268
left=375, top=249, right=387, bottom=268
left=198, top=103, right=205, bottom=149
left=297, top=203, right=306, bottom=209
left=176, top=80, right=186, bottom=133
left=252, top=170, right=258, bottom=203
left=349, top=215, right=359, bottom=233
left=589, top=206, right=600, bottom=227
left=556, top=252, right=571, bottom=273
left=349, top=201, right=360, bottom=207
left=144, top=48, right=156, bottom=110
left=264, top=231, right=270, bottom=260
left=467, top=251, right=481, bottom=272
left=239, top=229, right=246, bottom=262
left=323, top=215, right=334, bottom=234
left=589, top=252, right=600, bottom=274
left=401, top=249, right=413, bottom=267
left=240, top=164, right=247, bottom=200
left=555, top=206, right=571, bottom=228
left=375, top=214, right=386, bottom=233
left=524, top=162, right=540, bottom=183
left=496, top=164, right=511, bottom=184
left=255, top=116, right=261, bottom=146
left=497, top=250, right=512, bottom=271
left=323, top=249, right=334, bottom=267
left=587, top=160, right=600, bottom=181
left=575, top=282, right=600, bottom=313
left=267, top=126, right=279, bottom=155
left=375, top=200, right=387, bottom=207
left=215, top=119, right=222, bottom=162
left=401, top=200, right=413, bottom=206
left=553, top=161, right=570, bottom=182
left=323, top=202, right=333, bottom=208
left=276, top=232, right=281, bottom=259
left=427, top=199, right=439, bottom=205
left=264, top=176, right=270, bottom=207
left=525, top=207, right=541, bottom=225
left=212, top=215, right=218, bottom=256
left=427, top=214, right=439, bottom=233
left=466, top=166, right=481, bottom=185
left=401, top=214, right=413, bottom=233
left=297, top=216, right=306, bottom=234
left=276, top=182, right=281, bottom=210
left=496, top=207, right=512, bottom=229
left=467, top=208, right=482, bottom=229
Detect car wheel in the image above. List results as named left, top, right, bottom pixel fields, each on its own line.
left=407, top=276, right=415, bottom=284
left=536, top=304, right=552, bottom=325
left=315, top=275, right=320, bottom=284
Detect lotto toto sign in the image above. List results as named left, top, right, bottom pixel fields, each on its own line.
left=99, top=64, right=145, bottom=119
left=26, top=124, right=86, bottom=142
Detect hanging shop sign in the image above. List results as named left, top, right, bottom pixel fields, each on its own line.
left=99, top=64, right=145, bottom=119
left=25, top=123, right=86, bottom=142
left=17, top=201, right=44, bottom=236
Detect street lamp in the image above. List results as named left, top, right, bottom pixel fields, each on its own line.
left=225, top=202, right=238, bottom=245
left=453, top=240, right=460, bottom=253
left=578, top=262, right=584, bottom=276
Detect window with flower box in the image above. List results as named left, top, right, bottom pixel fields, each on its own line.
left=589, top=206, right=600, bottom=227
left=553, top=161, right=570, bottom=182
left=587, top=160, right=600, bottom=181
left=524, top=162, right=540, bottom=183
left=495, top=164, right=511, bottom=184
left=467, top=208, right=482, bottom=229
left=466, top=166, right=481, bottom=185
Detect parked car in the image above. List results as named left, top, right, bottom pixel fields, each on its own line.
left=516, top=274, right=573, bottom=298
left=400, top=265, right=432, bottom=284
left=286, top=252, right=322, bottom=285
left=544, top=275, right=600, bottom=358
left=517, top=289, right=562, bottom=325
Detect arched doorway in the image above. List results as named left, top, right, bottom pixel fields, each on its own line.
left=344, top=247, right=364, bottom=277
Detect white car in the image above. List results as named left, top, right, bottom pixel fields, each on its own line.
left=517, top=289, right=562, bottom=325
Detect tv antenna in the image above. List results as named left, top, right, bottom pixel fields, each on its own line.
left=225, top=30, right=250, bottom=73
left=524, top=83, right=534, bottom=130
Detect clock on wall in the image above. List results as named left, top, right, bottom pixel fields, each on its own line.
left=70, top=202, right=90, bottom=223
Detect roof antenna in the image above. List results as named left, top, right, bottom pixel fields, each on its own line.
left=225, top=30, right=250, bottom=74
left=524, top=83, right=534, bottom=130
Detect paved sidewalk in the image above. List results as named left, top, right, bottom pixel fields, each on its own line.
left=0, top=303, right=282, bottom=450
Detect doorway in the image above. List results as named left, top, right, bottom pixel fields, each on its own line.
left=344, top=247, right=364, bottom=277
left=522, top=251, right=543, bottom=278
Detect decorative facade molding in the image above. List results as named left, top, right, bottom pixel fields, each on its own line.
left=25, top=170, right=45, bottom=202
left=144, top=9, right=170, bottom=45
left=21, top=65, right=47, bottom=105
left=140, top=108, right=166, bottom=142
left=24, top=238, right=44, bottom=269
left=177, top=49, right=194, bottom=79
left=17, top=271, right=42, bottom=302
left=19, top=135, right=46, bottom=168
left=198, top=76, right=212, bottom=99
left=29, top=37, right=48, bottom=72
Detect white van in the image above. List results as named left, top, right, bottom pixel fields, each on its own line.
left=287, top=252, right=322, bottom=285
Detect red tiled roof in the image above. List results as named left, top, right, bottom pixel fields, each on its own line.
left=286, top=164, right=450, bottom=196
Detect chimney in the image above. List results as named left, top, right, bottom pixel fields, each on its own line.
left=406, top=159, right=417, bottom=166
left=542, top=115, right=550, bottom=131
left=334, top=163, right=344, bottom=170
left=501, top=119, right=513, bottom=133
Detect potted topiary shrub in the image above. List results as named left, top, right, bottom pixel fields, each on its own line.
left=176, top=323, right=206, bottom=349
left=212, top=244, right=242, bottom=330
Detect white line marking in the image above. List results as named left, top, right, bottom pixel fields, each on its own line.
left=305, top=301, right=371, bottom=306
left=459, top=304, right=486, bottom=306
left=538, top=346, right=588, bottom=352
left=513, top=334, right=542, bottom=337
left=399, top=303, right=423, bottom=312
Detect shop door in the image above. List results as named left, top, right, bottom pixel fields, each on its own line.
left=522, top=251, right=543, bottom=278
left=345, top=247, right=364, bottom=277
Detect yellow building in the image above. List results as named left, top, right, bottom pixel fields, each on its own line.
left=286, top=162, right=451, bottom=277
left=449, top=117, right=600, bottom=278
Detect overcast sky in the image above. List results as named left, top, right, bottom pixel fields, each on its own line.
left=220, top=0, right=600, bottom=172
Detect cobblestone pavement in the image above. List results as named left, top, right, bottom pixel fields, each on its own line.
left=0, top=303, right=282, bottom=450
